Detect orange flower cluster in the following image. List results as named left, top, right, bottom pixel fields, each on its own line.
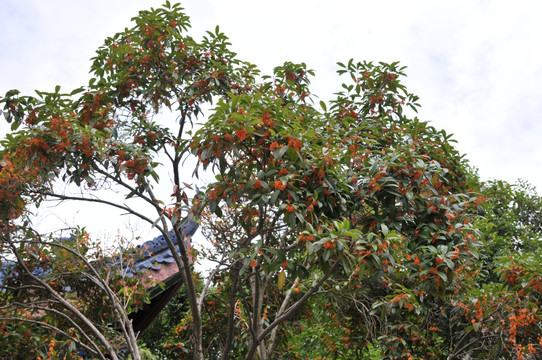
left=274, top=180, right=286, bottom=191
left=509, top=308, right=537, bottom=357
left=298, top=233, right=314, bottom=242
left=0, top=156, right=27, bottom=219
left=369, top=171, right=385, bottom=192
left=270, top=141, right=279, bottom=151
left=323, top=240, right=336, bottom=249
left=390, top=293, right=408, bottom=303
left=287, top=137, right=302, bottom=152
left=235, top=128, right=247, bottom=141
left=502, top=264, right=525, bottom=285
left=260, top=111, right=276, bottom=128
left=0, top=123, right=76, bottom=219
left=47, top=338, right=56, bottom=358
left=124, top=158, right=148, bottom=180
left=252, top=179, right=263, bottom=190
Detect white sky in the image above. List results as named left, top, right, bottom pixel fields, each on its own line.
left=1, top=0, right=542, bottom=240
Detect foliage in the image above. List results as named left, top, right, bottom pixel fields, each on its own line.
left=453, top=179, right=542, bottom=359
left=0, top=226, right=151, bottom=360
left=1, top=1, right=256, bottom=358
left=187, top=55, right=488, bottom=359
left=478, top=180, right=542, bottom=280
left=138, top=283, right=190, bottom=359
left=2, top=2, right=542, bottom=360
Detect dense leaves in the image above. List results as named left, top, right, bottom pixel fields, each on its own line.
left=1, top=2, right=542, bottom=360
left=187, top=56, right=489, bottom=359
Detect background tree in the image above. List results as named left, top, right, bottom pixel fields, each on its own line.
left=0, top=225, right=151, bottom=360
left=477, top=180, right=542, bottom=281
left=445, top=179, right=542, bottom=359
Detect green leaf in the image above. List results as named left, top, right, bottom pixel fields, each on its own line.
left=273, top=145, right=288, bottom=160
left=437, top=272, right=447, bottom=281
left=5, top=89, right=20, bottom=97
left=288, top=212, right=296, bottom=228
left=270, top=190, right=280, bottom=205
left=295, top=211, right=304, bottom=224
left=437, top=244, right=448, bottom=254
left=277, top=270, right=286, bottom=291
left=319, top=100, right=327, bottom=111
left=306, top=240, right=314, bottom=255
left=70, top=87, right=85, bottom=96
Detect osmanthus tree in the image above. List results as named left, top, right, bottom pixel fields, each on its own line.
left=2, top=2, right=541, bottom=360
left=186, top=58, right=494, bottom=359
left=188, top=54, right=542, bottom=359
left=398, top=180, right=542, bottom=360
left=450, top=179, right=542, bottom=359
left=1, top=2, right=257, bottom=359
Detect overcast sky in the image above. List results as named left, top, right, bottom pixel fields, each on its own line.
left=1, top=1, right=542, bottom=239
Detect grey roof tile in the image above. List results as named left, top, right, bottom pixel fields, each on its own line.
left=0, top=218, right=199, bottom=285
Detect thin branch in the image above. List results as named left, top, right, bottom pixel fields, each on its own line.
left=0, top=317, right=105, bottom=360
left=220, top=261, right=242, bottom=360
left=7, top=240, right=121, bottom=360
left=92, top=166, right=159, bottom=208
left=198, top=259, right=224, bottom=311
left=244, top=260, right=339, bottom=360
left=7, top=301, right=103, bottom=357
left=146, top=184, right=205, bottom=359
left=4, top=233, right=143, bottom=360
left=39, top=191, right=156, bottom=226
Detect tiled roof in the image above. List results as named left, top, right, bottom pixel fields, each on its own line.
left=0, top=218, right=200, bottom=343
left=129, top=219, right=199, bottom=274
left=0, top=260, right=15, bottom=285
left=0, top=218, right=199, bottom=286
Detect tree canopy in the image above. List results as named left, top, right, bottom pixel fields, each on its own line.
left=1, top=2, right=542, bottom=359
